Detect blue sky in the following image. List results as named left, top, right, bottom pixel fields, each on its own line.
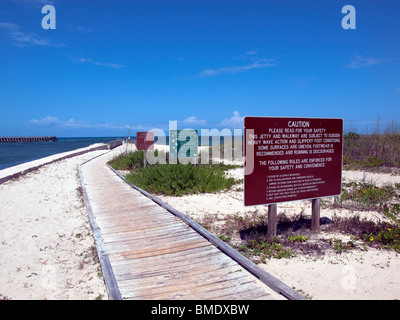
left=0, top=0, right=399, bottom=137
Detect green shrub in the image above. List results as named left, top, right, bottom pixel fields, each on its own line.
left=109, top=150, right=145, bottom=171
left=125, top=163, right=236, bottom=196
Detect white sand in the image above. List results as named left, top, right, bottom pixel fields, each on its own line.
left=158, top=167, right=400, bottom=300
left=1, top=144, right=399, bottom=300
left=262, top=247, right=400, bottom=300
left=0, top=149, right=109, bottom=300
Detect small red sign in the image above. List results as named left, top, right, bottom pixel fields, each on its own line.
left=244, top=117, right=343, bottom=206
left=136, top=132, right=154, bottom=151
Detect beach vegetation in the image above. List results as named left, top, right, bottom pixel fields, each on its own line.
left=109, top=150, right=239, bottom=196
left=362, top=204, right=400, bottom=252
left=288, top=235, right=308, bottom=243
left=329, top=238, right=356, bottom=254
left=237, top=237, right=295, bottom=262
left=343, top=120, right=400, bottom=172
left=109, top=150, right=146, bottom=171
left=364, top=227, right=400, bottom=253
left=324, top=208, right=400, bottom=253
left=336, top=180, right=399, bottom=211
left=125, top=163, right=236, bottom=196
left=198, top=203, right=400, bottom=262
left=200, top=212, right=313, bottom=262
left=324, top=175, right=400, bottom=253
left=218, top=234, right=232, bottom=242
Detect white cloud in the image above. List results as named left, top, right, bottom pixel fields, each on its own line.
left=346, top=54, right=386, bottom=69
left=0, top=22, right=18, bottom=31
left=245, top=49, right=259, bottom=56
left=191, top=49, right=276, bottom=78
left=182, top=116, right=207, bottom=126
left=69, top=57, right=125, bottom=70
left=197, top=59, right=276, bottom=78
left=30, top=116, right=60, bottom=127
left=0, top=22, right=64, bottom=47
left=66, top=25, right=93, bottom=34
left=219, top=111, right=244, bottom=128
left=30, top=116, right=129, bottom=130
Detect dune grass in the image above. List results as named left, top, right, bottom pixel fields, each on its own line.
left=343, top=120, right=400, bottom=172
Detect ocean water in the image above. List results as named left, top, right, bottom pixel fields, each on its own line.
left=0, top=137, right=120, bottom=170
left=0, top=135, right=239, bottom=170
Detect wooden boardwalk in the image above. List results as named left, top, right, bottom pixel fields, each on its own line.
left=79, top=150, right=303, bottom=300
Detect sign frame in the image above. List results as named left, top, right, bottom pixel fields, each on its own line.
left=136, top=131, right=154, bottom=151
left=244, top=116, right=343, bottom=207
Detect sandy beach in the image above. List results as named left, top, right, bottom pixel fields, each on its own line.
left=0, top=148, right=109, bottom=300
left=1, top=143, right=399, bottom=300
left=158, top=168, right=400, bottom=300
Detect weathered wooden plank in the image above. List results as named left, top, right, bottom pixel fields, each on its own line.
left=104, top=233, right=204, bottom=252
left=120, top=272, right=252, bottom=297
left=78, top=152, right=304, bottom=301
left=120, top=273, right=263, bottom=300
left=107, top=164, right=307, bottom=300
left=77, top=165, right=122, bottom=301
left=108, top=245, right=221, bottom=267
left=108, top=238, right=211, bottom=261
left=97, top=220, right=187, bottom=235
left=102, top=225, right=193, bottom=244
left=114, top=256, right=239, bottom=282
left=101, top=223, right=188, bottom=238
left=205, top=287, right=272, bottom=300
left=104, top=233, right=204, bottom=253
left=116, top=264, right=246, bottom=291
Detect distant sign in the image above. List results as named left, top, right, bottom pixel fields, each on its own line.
left=244, top=117, right=343, bottom=206
left=136, top=132, right=154, bottom=150
left=170, top=129, right=198, bottom=159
